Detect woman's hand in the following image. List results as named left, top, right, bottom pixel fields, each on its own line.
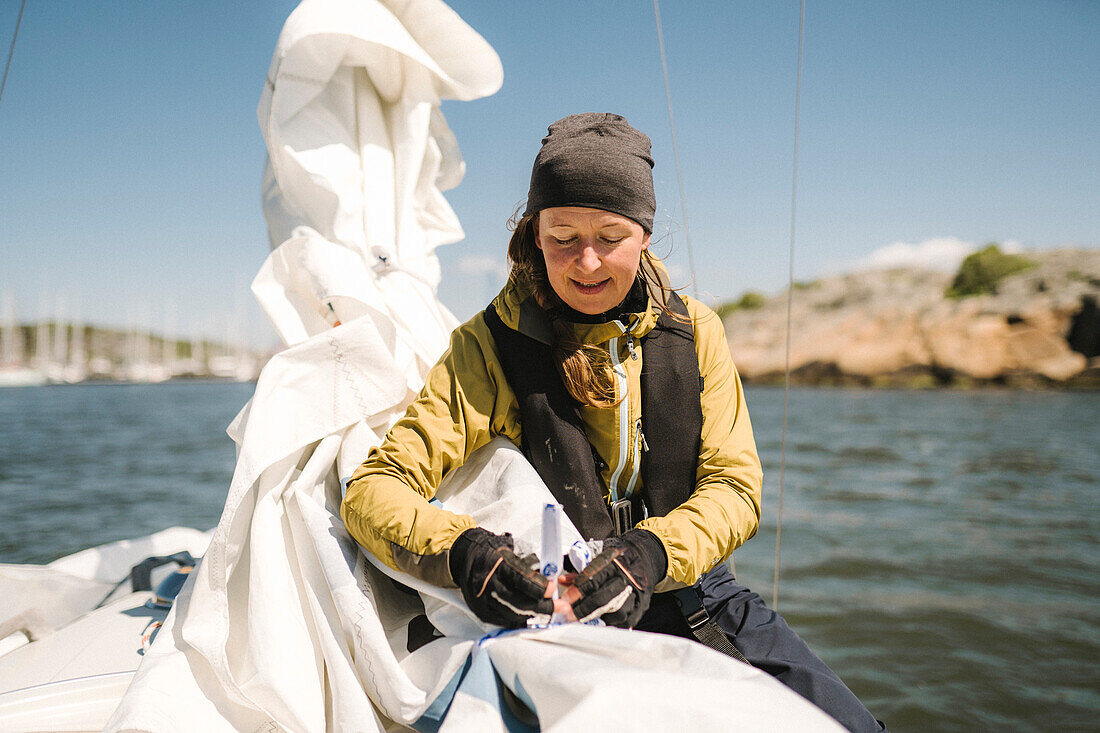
left=561, top=529, right=667, bottom=627
left=449, top=528, right=556, bottom=628
left=545, top=577, right=579, bottom=622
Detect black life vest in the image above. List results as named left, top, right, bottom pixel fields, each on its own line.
left=483, top=292, right=703, bottom=540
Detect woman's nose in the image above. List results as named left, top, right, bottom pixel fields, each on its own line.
left=576, top=241, right=602, bottom=272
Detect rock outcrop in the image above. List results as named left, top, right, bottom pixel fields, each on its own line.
left=722, top=249, right=1100, bottom=388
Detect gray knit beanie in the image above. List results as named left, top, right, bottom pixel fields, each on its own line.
left=523, top=113, right=655, bottom=232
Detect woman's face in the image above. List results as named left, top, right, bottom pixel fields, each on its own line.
left=536, top=207, right=650, bottom=315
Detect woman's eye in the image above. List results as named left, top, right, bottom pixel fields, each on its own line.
left=600, top=237, right=624, bottom=245
left=552, top=236, right=577, bottom=245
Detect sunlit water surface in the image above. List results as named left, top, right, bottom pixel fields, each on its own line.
left=1, top=383, right=1096, bottom=731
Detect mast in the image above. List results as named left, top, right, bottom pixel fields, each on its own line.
left=51, top=298, right=67, bottom=368
left=1, top=291, right=18, bottom=364
left=35, top=320, right=49, bottom=372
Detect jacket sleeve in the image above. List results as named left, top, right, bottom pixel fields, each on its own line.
left=340, top=315, right=521, bottom=587
left=637, top=298, right=763, bottom=586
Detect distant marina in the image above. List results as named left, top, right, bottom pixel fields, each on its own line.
left=0, top=319, right=268, bottom=386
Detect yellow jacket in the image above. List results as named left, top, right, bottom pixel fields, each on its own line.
left=341, top=276, right=762, bottom=588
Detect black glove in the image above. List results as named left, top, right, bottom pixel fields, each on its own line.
left=570, top=528, right=668, bottom=628
left=448, top=527, right=554, bottom=628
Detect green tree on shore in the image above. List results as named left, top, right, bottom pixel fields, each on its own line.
left=947, top=243, right=1035, bottom=298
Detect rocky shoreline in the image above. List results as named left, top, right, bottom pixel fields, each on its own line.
left=721, top=248, right=1100, bottom=389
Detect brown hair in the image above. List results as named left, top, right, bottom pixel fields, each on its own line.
left=506, top=212, right=685, bottom=408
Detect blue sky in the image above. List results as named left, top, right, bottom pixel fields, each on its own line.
left=1, top=0, right=1097, bottom=347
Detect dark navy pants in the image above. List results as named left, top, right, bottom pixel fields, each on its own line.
left=635, top=565, right=885, bottom=732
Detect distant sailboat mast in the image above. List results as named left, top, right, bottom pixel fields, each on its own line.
left=1, top=292, right=19, bottom=365
left=0, top=290, right=47, bottom=386
left=0, top=320, right=10, bottom=365
left=51, top=299, right=68, bottom=370
left=162, top=302, right=177, bottom=376
left=69, top=319, right=85, bottom=378
left=35, top=319, right=49, bottom=372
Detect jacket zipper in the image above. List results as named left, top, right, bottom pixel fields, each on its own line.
left=607, top=321, right=631, bottom=502
left=625, top=417, right=648, bottom=498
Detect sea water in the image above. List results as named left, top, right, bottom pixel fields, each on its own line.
left=0, top=382, right=1096, bottom=731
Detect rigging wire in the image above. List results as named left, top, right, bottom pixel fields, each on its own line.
left=651, top=0, right=699, bottom=298
left=773, top=0, right=806, bottom=611
left=0, top=0, right=27, bottom=111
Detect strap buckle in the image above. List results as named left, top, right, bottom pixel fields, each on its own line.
left=671, top=584, right=754, bottom=666
left=610, top=498, right=632, bottom=536
left=671, top=586, right=710, bottom=630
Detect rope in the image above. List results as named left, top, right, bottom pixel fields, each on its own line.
left=0, top=0, right=26, bottom=110
left=773, top=0, right=806, bottom=611
left=651, top=0, right=699, bottom=298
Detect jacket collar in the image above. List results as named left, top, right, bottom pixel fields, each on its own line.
left=491, top=257, right=673, bottom=346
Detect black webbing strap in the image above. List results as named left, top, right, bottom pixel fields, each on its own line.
left=130, top=551, right=197, bottom=592
left=671, top=585, right=752, bottom=666
left=638, top=290, right=702, bottom=517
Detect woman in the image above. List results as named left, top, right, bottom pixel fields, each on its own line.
left=342, top=113, right=884, bottom=732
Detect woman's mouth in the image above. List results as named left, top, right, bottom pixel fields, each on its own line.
left=571, top=278, right=610, bottom=293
